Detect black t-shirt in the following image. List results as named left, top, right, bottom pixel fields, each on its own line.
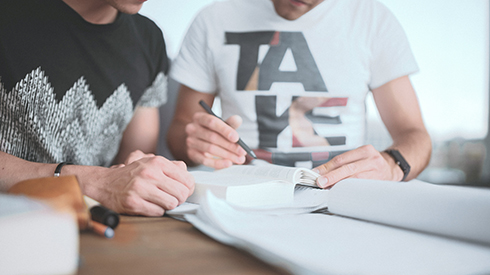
left=0, top=0, right=169, bottom=166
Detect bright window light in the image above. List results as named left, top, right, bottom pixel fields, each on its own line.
left=376, top=0, right=489, bottom=142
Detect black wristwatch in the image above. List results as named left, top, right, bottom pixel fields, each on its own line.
left=384, top=149, right=410, bottom=181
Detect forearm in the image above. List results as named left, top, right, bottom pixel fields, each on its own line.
left=0, top=151, right=59, bottom=191
left=385, top=127, right=432, bottom=181
left=58, top=164, right=108, bottom=202
left=372, top=76, right=432, bottom=181
left=167, top=119, right=198, bottom=166
left=0, top=151, right=108, bottom=197
left=1, top=151, right=194, bottom=216
left=113, top=106, right=159, bottom=165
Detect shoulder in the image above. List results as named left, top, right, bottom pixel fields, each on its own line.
left=330, top=0, right=394, bottom=17
left=126, top=13, right=166, bottom=53
left=0, top=0, right=67, bottom=37
left=0, top=0, right=45, bottom=22
left=0, top=0, right=40, bottom=11
left=353, top=0, right=398, bottom=22
left=129, top=13, right=163, bottom=37
left=330, top=0, right=400, bottom=33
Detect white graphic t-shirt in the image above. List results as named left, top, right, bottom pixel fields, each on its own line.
left=171, top=0, right=418, bottom=168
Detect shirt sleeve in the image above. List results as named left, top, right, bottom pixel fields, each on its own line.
left=137, top=20, right=170, bottom=108
left=369, top=2, right=419, bottom=90
left=170, top=6, right=218, bottom=94
left=137, top=72, right=168, bottom=108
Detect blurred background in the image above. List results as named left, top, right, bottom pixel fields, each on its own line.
left=140, top=0, right=490, bottom=185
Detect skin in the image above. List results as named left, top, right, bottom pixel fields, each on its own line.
left=270, top=0, right=325, bottom=20
left=312, top=76, right=432, bottom=187
left=62, top=0, right=147, bottom=24
left=0, top=0, right=195, bottom=216
left=167, top=0, right=328, bottom=168
left=167, top=0, right=432, bottom=187
left=168, top=87, right=247, bottom=169
left=168, top=76, right=431, bottom=187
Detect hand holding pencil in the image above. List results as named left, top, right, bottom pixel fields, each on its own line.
left=199, top=100, right=256, bottom=159
left=183, top=100, right=255, bottom=169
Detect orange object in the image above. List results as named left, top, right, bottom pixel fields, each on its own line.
left=89, top=220, right=115, bottom=238
left=9, top=175, right=115, bottom=238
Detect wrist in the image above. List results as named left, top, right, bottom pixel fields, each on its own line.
left=381, top=152, right=402, bottom=181
left=383, top=149, right=411, bottom=181
left=54, top=162, right=73, bottom=177
left=59, top=164, right=105, bottom=198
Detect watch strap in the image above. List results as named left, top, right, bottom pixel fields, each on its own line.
left=54, top=162, right=73, bottom=177
left=384, top=149, right=411, bottom=181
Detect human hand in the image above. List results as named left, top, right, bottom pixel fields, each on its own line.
left=92, top=155, right=195, bottom=216
left=312, top=145, right=403, bottom=188
left=110, top=150, right=155, bottom=168
left=185, top=112, right=247, bottom=169
left=123, top=150, right=156, bottom=165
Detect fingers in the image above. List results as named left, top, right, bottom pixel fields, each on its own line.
left=202, top=152, right=235, bottom=169
left=316, top=158, right=376, bottom=188
left=194, top=112, right=239, bottom=142
left=187, top=148, right=234, bottom=169
left=169, top=160, right=196, bottom=193
left=157, top=158, right=195, bottom=191
left=225, top=115, right=243, bottom=129
left=313, top=145, right=386, bottom=188
left=118, top=187, right=173, bottom=217
left=147, top=177, right=189, bottom=209
left=110, top=156, right=196, bottom=216
left=186, top=135, right=246, bottom=165
left=185, top=112, right=246, bottom=167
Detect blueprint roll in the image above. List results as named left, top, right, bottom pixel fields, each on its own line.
left=327, top=178, right=490, bottom=245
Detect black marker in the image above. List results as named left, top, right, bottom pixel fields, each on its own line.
left=90, top=205, right=120, bottom=229
left=199, top=100, right=257, bottom=159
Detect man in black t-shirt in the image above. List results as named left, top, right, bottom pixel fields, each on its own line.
left=0, top=0, right=195, bottom=216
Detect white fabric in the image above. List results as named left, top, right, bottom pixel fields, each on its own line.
left=171, top=0, right=418, bottom=167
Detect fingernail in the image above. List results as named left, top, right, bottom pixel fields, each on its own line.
left=312, top=168, right=320, bottom=174
left=317, top=176, right=328, bottom=188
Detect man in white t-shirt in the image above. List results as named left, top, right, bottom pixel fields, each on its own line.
left=167, top=0, right=432, bottom=188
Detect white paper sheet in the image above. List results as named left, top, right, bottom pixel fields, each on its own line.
left=169, top=186, right=329, bottom=219
left=329, top=179, right=490, bottom=245
left=190, top=193, right=490, bottom=275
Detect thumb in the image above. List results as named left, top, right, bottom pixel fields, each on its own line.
left=225, top=115, right=243, bottom=130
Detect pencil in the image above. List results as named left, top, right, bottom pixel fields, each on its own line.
left=199, top=100, right=257, bottom=159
